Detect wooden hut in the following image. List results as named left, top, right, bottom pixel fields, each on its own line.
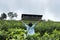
left=21, top=14, right=43, bottom=21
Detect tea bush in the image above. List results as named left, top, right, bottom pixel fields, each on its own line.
left=0, top=20, right=60, bottom=40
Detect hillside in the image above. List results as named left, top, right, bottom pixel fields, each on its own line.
left=0, top=20, right=60, bottom=40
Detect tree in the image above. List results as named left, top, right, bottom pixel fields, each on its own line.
left=13, top=13, right=17, bottom=17
left=8, top=12, right=18, bottom=20
left=8, top=12, right=14, bottom=20
left=0, top=13, right=7, bottom=20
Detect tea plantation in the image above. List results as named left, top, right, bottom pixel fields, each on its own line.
left=0, top=20, right=60, bottom=40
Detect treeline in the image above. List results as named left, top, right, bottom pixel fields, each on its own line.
left=0, top=12, right=17, bottom=20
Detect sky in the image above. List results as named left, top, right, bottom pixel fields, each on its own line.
left=0, top=0, right=60, bottom=21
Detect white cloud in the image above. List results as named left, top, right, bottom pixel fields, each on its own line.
left=42, top=9, right=55, bottom=21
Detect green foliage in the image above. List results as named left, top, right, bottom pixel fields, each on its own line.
left=8, top=12, right=17, bottom=20
left=0, top=20, right=60, bottom=40
left=0, top=13, right=7, bottom=20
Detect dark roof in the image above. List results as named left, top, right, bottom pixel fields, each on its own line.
left=22, top=14, right=43, bottom=17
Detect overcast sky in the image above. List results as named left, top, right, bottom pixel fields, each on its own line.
left=0, top=0, right=60, bottom=21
